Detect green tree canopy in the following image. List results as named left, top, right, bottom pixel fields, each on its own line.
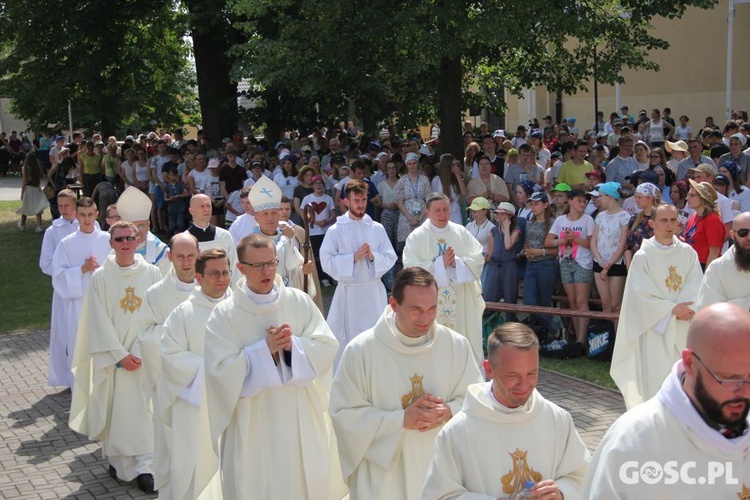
left=0, top=0, right=199, bottom=135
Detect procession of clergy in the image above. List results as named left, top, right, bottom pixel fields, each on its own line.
left=39, top=172, right=750, bottom=499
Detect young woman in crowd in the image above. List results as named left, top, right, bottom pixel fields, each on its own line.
left=633, top=141, right=651, bottom=170
left=273, top=155, right=299, bottom=200
left=515, top=179, right=538, bottom=221
left=589, top=182, right=630, bottom=322
left=293, top=165, right=315, bottom=225
left=624, top=183, right=662, bottom=268
left=718, top=160, right=750, bottom=212
left=463, top=141, right=481, bottom=178
left=466, top=197, right=495, bottom=287
left=484, top=202, right=524, bottom=321
left=118, top=148, right=137, bottom=190
left=394, top=152, right=431, bottom=257
left=684, top=180, right=725, bottom=270
left=711, top=174, right=737, bottom=214
left=431, top=153, right=467, bottom=225
left=17, top=153, right=48, bottom=232
left=545, top=189, right=595, bottom=351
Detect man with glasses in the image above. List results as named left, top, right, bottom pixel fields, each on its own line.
left=586, top=302, right=750, bottom=499
left=158, top=248, right=232, bottom=499
left=698, top=212, right=750, bottom=309
left=69, top=221, right=162, bottom=493
left=117, top=186, right=171, bottom=276
left=610, top=204, right=703, bottom=410
left=203, top=234, right=345, bottom=499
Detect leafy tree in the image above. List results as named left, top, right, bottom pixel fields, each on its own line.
left=230, top=0, right=716, bottom=156
left=0, top=0, right=198, bottom=136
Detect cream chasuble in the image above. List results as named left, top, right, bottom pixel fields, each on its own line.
left=50, top=229, right=111, bottom=387
left=320, top=212, right=397, bottom=368
left=329, top=306, right=482, bottom=500
left=586, top=361, right=750, bottom=499
left=203, top=276, right=346, bottom=500
left=697, top=246, right=750, bottom=310
left=422, top=383, right=590, bottom=500
left=611, top=236, right=702, bottom=410
left=68, top=254, right=161, bottom=479
left=159, top=287, right=230, bottom=499
left=403, top=220, right=486, bottom=365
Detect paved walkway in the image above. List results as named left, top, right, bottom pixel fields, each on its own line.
left=0, top=328, right=625, bottom=499
left=0, top=175, right=22, bottom=202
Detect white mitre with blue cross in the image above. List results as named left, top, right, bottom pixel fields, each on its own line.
left=248, top=175, right=281, bottom=212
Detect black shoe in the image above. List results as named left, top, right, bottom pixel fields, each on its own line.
left=108, top=465, right=118, bottom=480
left=136, top=473, right=156, bottom=493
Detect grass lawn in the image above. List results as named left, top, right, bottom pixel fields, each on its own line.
left=540, top=357, right=616, bottom=390
left=0, top=200, right=53, bottom=332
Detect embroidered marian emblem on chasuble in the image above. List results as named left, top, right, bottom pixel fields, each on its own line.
left=501, top=449, right=542, bottom=495
left=401, top=374, right=426, bottom=409
left=436, top=238, right=448, bottom=256
left=738, top=484, right=750, bottom=500
left=664, top=265, right=683, bottom=292
left=120, top=287, right=142, bottom=313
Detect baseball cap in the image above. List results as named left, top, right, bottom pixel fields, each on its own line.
left=585, top=170, right=605, bottom=183
left=529, top=191, right=549, bottom=203
left=598, top=182, right=622, bottom=199
left=530, top=130, right=543, bottom=139
left=551, top=182, right=572, bottom=192
left=688, top=163, right=717, bottom=177
left=468, top=197, right=491, bottom=211
left=495, top=202, right=516, bottom=214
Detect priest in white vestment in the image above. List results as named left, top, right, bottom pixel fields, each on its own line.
left=51, top=197, right=111, bottom=388
left=586, top=303, right=750, bottom=499
left=203, top=234, right=346, bottom=499
left=612, top=204, right=703, bottom=410
left=42, top=190, right=81, bottom=386
left=321, top=179, right=397, bottom=367
left=228, top=187, right=256, bottom=244
left=185, top=194, right=239, bottom=287
left=68, top=221, right=162, bottom=494
left=247, top=176, right=315, bottom=298
left=136, top=232, right=200, bottom=494
left=422, top=322, right=590, bottom=500
left=117, top=187, right=171, bottom=276
left=403, top=192, right=486, bottom=365
left=159, top=248, right=231, bottom=500
left=697, top=212, right=750, bottom=310
left=330, top=267, right=481, bottom=500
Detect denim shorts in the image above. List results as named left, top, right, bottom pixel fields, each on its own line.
left=559, top=257, right=593, bottom=285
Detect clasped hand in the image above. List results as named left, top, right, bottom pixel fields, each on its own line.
left=403, top=394, right=452, bottom=432
left=441, top=246, right=456, bottom=268
left=354, top=243, right=374, bottom=262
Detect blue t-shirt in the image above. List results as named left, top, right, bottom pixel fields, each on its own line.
left=164, top=182, right=187, bottom=213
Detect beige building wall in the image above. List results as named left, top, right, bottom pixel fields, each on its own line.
left=0, top=98, right=30, bottom=135
left=504, top=0, right=750, bottom=131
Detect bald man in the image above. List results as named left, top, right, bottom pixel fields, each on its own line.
left=586, top=303, right=750, bottom=499
left=136, top=232, right=200, bottom=494
left=185, top=194, right=238, bottom=286
left=697, top=212, right=750, bottom=310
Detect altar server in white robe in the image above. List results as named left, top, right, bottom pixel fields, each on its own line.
left=321, top=179, right=397, bottom=367
left=403, top=192, right=485, bottom=365
left=136, top=232, right=199, bottom=493
left=586, top=303, right=750, bottom=499
left=697, top=212, right=750, bottom=310
left=247, top=176, right=315, bottom=297
left=42, top=190, right=81, bottom=386
left=159, top=248, right=231, bottom=500
left=228, top=187, right=256, bottom=244
left=611, top=204, right=703, bottom=410
left=329, top=267, right=481, bottom=500
left=117, top=186, right=171, bottom=276
left=422, top=322, right=590, bottom=500
left=68, top=221, right=162, bottom=494
left=185, top=194, right=239, bottom=286
left=203, top=234, right=345, bottom=499
left=50, top=197, right=111, bottom=388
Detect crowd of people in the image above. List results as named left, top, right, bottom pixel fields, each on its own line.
left=28, top=105, right=750, bottom=499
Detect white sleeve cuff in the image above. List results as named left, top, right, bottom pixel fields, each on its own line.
left=279, top=336, right=316, bottom=385
left=452, top=257, right=476, bottom=285
left=179, top=363, right=204, bottom=407
left=240, top=340, right=283, bottom=397
left=431, top=256, right=450, bottom=288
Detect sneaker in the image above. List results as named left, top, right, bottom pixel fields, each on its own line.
left=17, top=222, right=25, bottom=231
left=136, top=473, right=156, bottom=493
left=544, top=339, right=568, bottom=351
left=321, top=279, right=331, bottom=287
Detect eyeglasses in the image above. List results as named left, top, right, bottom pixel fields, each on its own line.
left=735, top=228, right=750, bottom=238
left=239, top=259, right=279, bottom=271
left=692, top=352, right=750, bottom=391
left=113, top=235, right=136, bottom=243
left=205, top=269, right=232, bottom=279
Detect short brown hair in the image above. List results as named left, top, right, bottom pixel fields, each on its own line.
left=57, top=189, right=76, bottom=201
left=240, top=187, right=252, bottom=199
left=106, top=203, right=118, bottom=217
left=195, top=248, right=228, bottom=275
left=108, top=220, right=138, bottom=238
left=391, top=267, right=437, bottom=304
left=237, top=233, right=276, bottom=261
left=487, top=322, right=540, bottom=363
left=425, top=192, right=450, bottom=209
left=344, top=180, right=367, bottom=198
left=76, top=197, right=96, bottom=210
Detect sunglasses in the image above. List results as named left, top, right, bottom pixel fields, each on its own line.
left=736, top=228, right=750, bottom=238
left=113, top=235, right=136, bottom=243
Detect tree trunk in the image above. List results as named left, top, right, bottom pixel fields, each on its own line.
left=437, top=55, right=464, bottom=160
left=185, top=0, right=238, bottom=144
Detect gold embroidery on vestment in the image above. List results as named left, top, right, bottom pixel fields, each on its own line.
left=401, top=373, right=425, bottom=409
left=665, top=265, right=683, bottom=292
left=120, top=286, right=142, bottom=313
left=501, top=448, right=542, bottom=495
left=738, top=483, right=750, bottom=499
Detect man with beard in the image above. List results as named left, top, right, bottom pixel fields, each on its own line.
left=697, top=212, right=750, bottom=310
left=585, top=303, right=750, bottom=499
left=611, top=204, right=703, bottom=410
